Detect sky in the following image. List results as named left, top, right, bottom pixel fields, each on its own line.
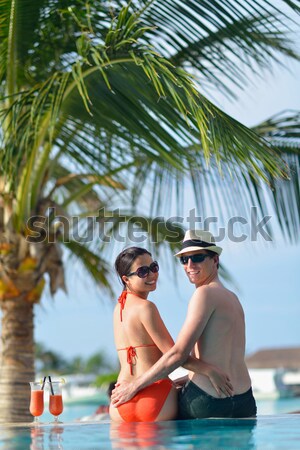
left=31, top=52, right=300, bottom=368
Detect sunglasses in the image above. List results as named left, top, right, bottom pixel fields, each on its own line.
left=179, top=254, right=211, bottom=265
left=128, top=261, right=159, bottom=278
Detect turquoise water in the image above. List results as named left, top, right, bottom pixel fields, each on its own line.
left=1, top=398, right=300, bottom=449
left=257, top=397, right=300, bottom=415
left=1, top=416, right=300, bottom=449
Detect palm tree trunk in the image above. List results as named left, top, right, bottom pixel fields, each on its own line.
left=0, top=297, right=35, bottom=423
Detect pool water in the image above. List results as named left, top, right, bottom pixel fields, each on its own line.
left=42, top=395, right=300, bottom=422
left=1, top=415, right=300, bottom=449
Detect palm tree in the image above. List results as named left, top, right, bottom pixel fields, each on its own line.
left=0, top=0, right=299, bottom=422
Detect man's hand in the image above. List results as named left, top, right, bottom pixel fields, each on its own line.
left=110, top=380, right=138, bottom=407
left=207, top=366, right=234, bottom=397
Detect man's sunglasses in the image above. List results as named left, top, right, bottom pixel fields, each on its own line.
left=179, top=254, right=211, bottom=265
left=128, top=261, right=159, bottom=278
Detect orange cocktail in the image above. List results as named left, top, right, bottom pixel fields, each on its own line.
left=48, top=379, right=64, bottom=422
left=49, top=394, right=63, bottom=417
left=30, top=390, right=44, bottom=416
left=29, top=381, right=45, bottom=422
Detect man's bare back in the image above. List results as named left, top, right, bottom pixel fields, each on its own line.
left=188, top=281, right=251, bottom=397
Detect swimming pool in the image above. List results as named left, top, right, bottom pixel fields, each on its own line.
left=1, top=415, right=300, bottom=449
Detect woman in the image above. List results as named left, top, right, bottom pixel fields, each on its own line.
left=109, top=247, right=232, bottom=423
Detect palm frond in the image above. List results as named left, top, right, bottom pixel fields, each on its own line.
left=62, top=240, right=113, bottom=293
left=252, top=110, right=300, bottom=241
left=136, top=0, right=300, bottom=96
left=170, top=14, right=300, bottom=98
left=252, top=110, right=300, bottom=150
left=2, top=4, right=292, bottom=200
left=282, top=0, right=300, bottom=13
left=62, top=60, right=289, bottom=182
left=1, top=1, right=300, bottom=248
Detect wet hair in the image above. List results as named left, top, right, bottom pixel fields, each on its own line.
left=205, top=250, right=220, bottom=269
left=115, top=247, right=152, bottom=288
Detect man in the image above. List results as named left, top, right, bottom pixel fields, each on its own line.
left=111, top=230, right=257, bottom=419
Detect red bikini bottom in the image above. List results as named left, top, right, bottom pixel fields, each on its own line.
left=117, top=379, right=173, bottom=422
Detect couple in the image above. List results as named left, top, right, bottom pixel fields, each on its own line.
left=109, top=230, right=256, bottom=422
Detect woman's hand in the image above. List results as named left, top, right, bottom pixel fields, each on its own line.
left=110, top=380, right=138, bottom=407
left=206, top=365, right=234, bottom=397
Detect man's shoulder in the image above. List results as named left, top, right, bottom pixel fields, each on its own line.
left=193, top=283, right=237, bottom=303
left=194, top=282, right=223, bottom=295
left=194, top=284, right=212, bottom=295
left=190, top=284, right=215, bottom=305
left=187, top=285, right=219, bottom=317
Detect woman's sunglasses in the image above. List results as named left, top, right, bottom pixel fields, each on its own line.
left=180, top=254, right=211, bottom=265
left=128, top=261, right=159, bottom=278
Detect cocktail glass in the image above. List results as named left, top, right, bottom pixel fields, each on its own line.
left=48, top=381, right=64, bottom=423
left=29, top=381, right=44, bottom=423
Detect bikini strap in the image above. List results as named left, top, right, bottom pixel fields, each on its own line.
left=117, top=344, right=156, bottom=376
left=118, top=291, right=127, bottom=322
left=126, top=346, right=137, bottom=376
left=118, top=291, right=145, bottom=321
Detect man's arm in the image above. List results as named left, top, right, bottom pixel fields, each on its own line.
left=141, top=298, right=232, bottom=396
left=182, top=355, right=233, bottom=396
left=111, top=287, right=216, bottom=406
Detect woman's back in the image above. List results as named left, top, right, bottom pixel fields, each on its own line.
left=114, top=293, right=168, bottom=379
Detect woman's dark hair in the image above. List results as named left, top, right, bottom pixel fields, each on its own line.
left=115, top=247, right=152, bottom=288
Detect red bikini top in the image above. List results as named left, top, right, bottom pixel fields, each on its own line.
left=117, top=290, right=156, bottom=375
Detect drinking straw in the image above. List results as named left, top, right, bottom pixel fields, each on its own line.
left=41, top=376, right=47, bottom=390
left=48, top=375, right=54, bottom=395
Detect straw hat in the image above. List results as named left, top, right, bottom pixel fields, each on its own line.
left=175, top=230, right=223, bottom=257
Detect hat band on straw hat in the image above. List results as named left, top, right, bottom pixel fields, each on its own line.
left=182, top=239, right=214, bottom=249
